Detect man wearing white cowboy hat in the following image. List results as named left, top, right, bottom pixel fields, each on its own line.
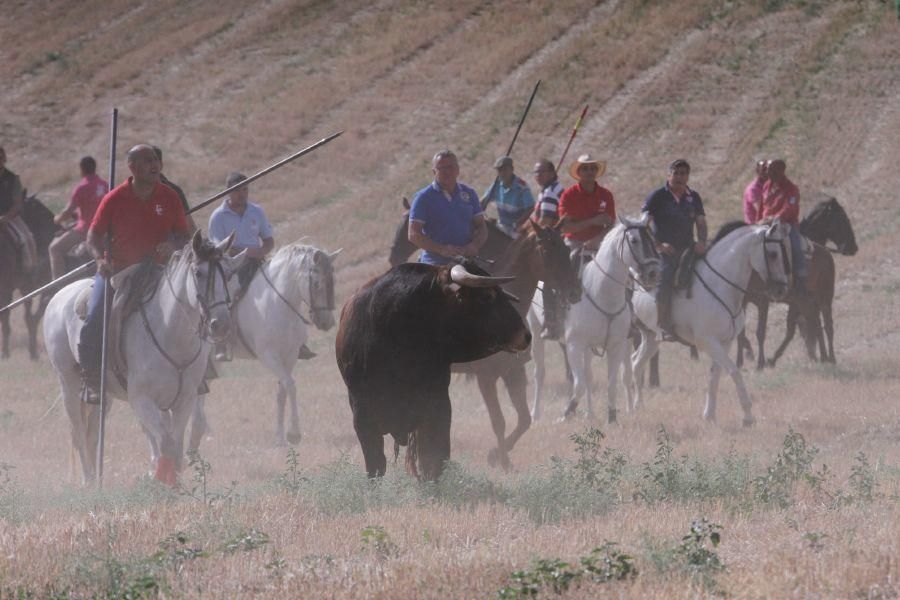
left=558, top=153, right=616, bottom=252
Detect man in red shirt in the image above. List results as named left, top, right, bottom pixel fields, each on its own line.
left=78, top=144, right=189, bottom=395
left=758, top=159, right=806, bottom=292
left=49, top=156, right=109, bottom=280
left=742, top=159, right=767, bottom=225
left=558, top=153, right=616, bottom=252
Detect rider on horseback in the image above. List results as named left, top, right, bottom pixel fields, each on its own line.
left=79, top=144, right=190, bottom=399
left=642, top=159, right=708, bottom=338
left=0, top=146, right=38, bottom=275
left=208, top=171, right=275, bottom=361
left=481, top=156, right=535, bottom=237
left=531, top=158, right=566, bottom=340
left=758, top=159, right=806, bottom=295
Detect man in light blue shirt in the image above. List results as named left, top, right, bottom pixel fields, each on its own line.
left=409, top=150, right=487, bottom=265
left=482, top=156, right=535, bottom=236
left=208, top=172, right=276, bottom=360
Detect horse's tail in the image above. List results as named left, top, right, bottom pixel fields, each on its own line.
left=405, top=430, right=420, bottom=480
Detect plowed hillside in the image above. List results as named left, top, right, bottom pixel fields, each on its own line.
left=3, top=0, right=897, bottom=298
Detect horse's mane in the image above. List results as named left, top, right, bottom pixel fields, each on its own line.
left=710, top=221, right=749, bottom=246
left=801, top=196, right=843, bottom=227
left=598, top=221, right=627, bottom=255
left=268, top=242, right=328, bottom=299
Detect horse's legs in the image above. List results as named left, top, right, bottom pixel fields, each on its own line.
left=606, top=339, right=629, bottom=424
left=281, top=375, right=300, bottom=445
left=562, top=343, right=588, bottom=420
left=620, top=339, right=636, bottom=413
left=262, top=352, right=300, bottom=446
left=530, top=329, right=546, bottom=421
left=755, top=300, right=769, bottom=370
left=560, top=341, right=573, bottom=391
left=704, top=338, right=754, bottom=426
left=275, top=382, right=287, bottom=446
left=501, top=364, right=531, bottom=459
left=822, top=302, right=835, bottom=363
left=188, top=395, right=209, bottom=453
left=478, top=373, right=510, bottom=470
left=736, top=330, right=748, bottom=368
left=353, top=403, right=386, bottom=478
left=170, top=397, right=197, bottom=476
left=60, top=373, right=96, bottom=483
left=770, top=304, right=798, bottom=367
left=703, top=360, right=722, bottom=422
left=130, top=395, right=173, bottom=484
left=631, top=329, right=659, bottom=410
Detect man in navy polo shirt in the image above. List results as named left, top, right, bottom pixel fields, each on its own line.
left=641, top=159, right=708, bottom=337
left=408, top=150, right=487, bottom=265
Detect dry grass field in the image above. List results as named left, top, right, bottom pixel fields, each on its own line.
left=2, top=0, right=900, bottom=597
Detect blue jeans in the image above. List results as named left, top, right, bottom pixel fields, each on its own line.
left=789, top=225, right=807, bottom=281
left=77, top=273, right=111, bottom=372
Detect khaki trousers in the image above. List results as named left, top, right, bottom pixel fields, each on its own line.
left=49, top=228, right=85, bottom=280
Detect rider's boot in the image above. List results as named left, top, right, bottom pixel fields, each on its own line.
left=656, top=287, right=676, bottom=341
left=78, top=343, right=101, bottom=405
left=540, top=288, right=561, bottom=340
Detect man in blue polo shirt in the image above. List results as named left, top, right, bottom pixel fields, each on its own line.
left=641, top=159, right=708, bottom=337
left=481, top=156, right=535, bottom=236
left=208, top=171, right=275, bottom=360
left=408, top=150, right=487, bottom=265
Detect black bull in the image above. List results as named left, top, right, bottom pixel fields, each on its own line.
left=335, top=261, right=531, bottom=480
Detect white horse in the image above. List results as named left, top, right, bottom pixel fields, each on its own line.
left=550, top=216, right=660, bottom=423
left=631, top=221, right=792, bottom=425
left=43, top=232, right=244, bottom=485
left=189, top=243, right=340, bottom=449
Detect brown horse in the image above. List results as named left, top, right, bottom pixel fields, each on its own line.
left=1, top=195, right=56, bottom=360
left=387, top=204, right=580, bottom=469
left=736, top=196, right=857, bottom=368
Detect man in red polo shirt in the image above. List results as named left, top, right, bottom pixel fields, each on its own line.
left=78, top=144, right=189, bottom=396
left=558, top=153, right=616, bottom=252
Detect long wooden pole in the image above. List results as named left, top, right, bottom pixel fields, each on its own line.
left=96, top=108, right=117, bottom=488
left=481, top=80, right=541, bottom=210
left=556, top=105, right=589, bottom=174
left=0, top=131, right=345, bottom=314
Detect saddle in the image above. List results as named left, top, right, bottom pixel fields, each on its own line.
left=673, top=246, right=697, bottom=293
left=75, top=260, right=162, bottom=390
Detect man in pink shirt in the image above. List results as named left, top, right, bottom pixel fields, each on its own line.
left=743, top=160, right=767, bottom=224
left=758, top=158, right=806, bottom=293
left=49, top=156, right=108, bottom=279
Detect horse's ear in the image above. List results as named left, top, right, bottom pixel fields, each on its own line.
left=328, top=248, right=343, bottom=261
left=529, top=219, right=544, bottom=236
left=215, top=231, right=236, bottom=255
left=191, top=230, right=203, bottom=255
left=618, top=214, right=626, bottom=226
left=402, top=197, right=410, bottom=211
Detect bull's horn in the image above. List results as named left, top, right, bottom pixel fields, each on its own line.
left=450, top=264, right=515, bottom=288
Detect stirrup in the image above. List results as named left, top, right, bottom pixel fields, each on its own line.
left=81, top=381, right=101, bottom=405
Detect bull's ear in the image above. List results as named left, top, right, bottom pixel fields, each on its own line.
left=191, top=230, right=203, bottom=255
left=402, top=197, right=410, bottom=211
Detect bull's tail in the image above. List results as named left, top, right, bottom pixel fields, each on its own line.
left=405, top=430, right=420, bottom=480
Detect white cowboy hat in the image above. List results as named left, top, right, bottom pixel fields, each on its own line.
left=568, top=153, right=607, bottom=181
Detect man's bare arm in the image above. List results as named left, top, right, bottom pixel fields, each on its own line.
left=558, top=213, right=612, bottom=233
left=408, top=220, right=463, bottom=258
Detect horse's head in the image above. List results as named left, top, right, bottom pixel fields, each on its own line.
left=189, top=231, right=246, bottom=343
left=308, top=248, right=340, bottom=331
left=753, top=219, right=791, bottom=301
left=805, top=197, right=858, bottom=256
left=388, top=197, right=417, bottom=267
left=619, top=213, right=661, bottom=288
left=529, top=220, right=581, bottom=305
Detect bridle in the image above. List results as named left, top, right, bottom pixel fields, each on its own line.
left=258, top=251, right=335, bottom=327
left=164, top=250, right=232, bottom=339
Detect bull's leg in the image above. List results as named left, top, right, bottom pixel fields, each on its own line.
left=770, top=303, right=798, bottom=367
left=478, top=374, right=510, bottom=470
left=352, top=406, right=385, bottom=478
left=500, top=365, right=531, bottom=460
left=530, top=329, right=546, bottom=421
left=755, top=300, right=769, bottom=370
left=417, top=394, right=451, bottom=481
left=822, top=302, right=835, bottom=363
left=0, top=292, right=10, bottom=359
left=24, top=297, right=39, bottom=361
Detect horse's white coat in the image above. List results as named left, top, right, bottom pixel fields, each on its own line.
left=631, top=222, right=791, bottom=425
left=191, top=243, right=338, bottom=448
left=43, top=234, right=243, bottom=484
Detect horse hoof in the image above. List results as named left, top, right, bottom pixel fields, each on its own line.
left=286, top=432, right=302, bottom=445
left=607, top=409, right=617, bottom=424
left=743, top=416, right=755, bottom=428
left=703, top=412, right=716, bottom=423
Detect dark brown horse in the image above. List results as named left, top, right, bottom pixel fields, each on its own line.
left=736, top=196, right=857, bottom=367
left=1, top=195, right=57, bottom=360
left=387, top=203, right=580, bottom=469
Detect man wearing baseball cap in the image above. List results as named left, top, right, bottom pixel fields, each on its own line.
left=481, top=155, right=534, bottom=237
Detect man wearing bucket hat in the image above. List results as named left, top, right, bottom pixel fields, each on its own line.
left=641, top=159, right=708, bottom=337
left=481, top=155, right=534, bottom=237
left=557, top=153, right=616, bottom=252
